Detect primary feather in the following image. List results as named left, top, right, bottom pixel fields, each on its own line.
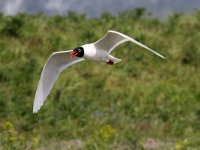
left=95, top=30, right=165, bottom=59
left=33, top=51, right=84, bottom=113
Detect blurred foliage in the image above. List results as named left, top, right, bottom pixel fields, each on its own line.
left=0, top=10, right=200, bottom=149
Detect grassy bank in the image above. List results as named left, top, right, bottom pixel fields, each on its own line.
left=0, top=10, right=200, bottom=149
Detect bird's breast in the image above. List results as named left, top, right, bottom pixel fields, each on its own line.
left=82, top=44, right=108, bottom=61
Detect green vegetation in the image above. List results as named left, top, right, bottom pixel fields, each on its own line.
left=0, top=10, right=200, bottom=149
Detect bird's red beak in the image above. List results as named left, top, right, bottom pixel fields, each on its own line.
left=70, top=51, right=77, bottom=58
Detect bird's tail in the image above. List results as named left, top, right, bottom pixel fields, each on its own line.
left=108, top=55, right=121, bottom=64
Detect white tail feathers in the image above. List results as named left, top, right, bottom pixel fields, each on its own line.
left=108, top=55, right=121, bottom=64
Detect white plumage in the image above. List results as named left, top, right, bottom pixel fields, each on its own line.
left=33, top=30, right=165, bottom=113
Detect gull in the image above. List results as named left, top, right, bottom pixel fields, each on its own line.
left=33, top=30, right=165, bottom=113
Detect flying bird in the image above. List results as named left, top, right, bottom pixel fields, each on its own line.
left=33, top=30, right=165, bottom=113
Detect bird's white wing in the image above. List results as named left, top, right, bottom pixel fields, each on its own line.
left=94, top=30, right=129, bottom=52
left=33, top=50, right=84, bottom=113
left=94, top=30, right=165, bottom=59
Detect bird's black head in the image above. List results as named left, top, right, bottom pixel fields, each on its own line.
left=70, top=47, right=84, bottom=58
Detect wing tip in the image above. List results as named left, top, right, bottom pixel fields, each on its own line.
left=33, top=110, right=38, bottom=114
left=157, top=53, right=166, bottom=59
left=33, top=106, right=39, bottom=114
left=161, top=56, right=166, bottom=59
left=33, top=101, right=43, bottom=114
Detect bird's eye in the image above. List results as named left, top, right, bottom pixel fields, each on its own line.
left=78, top=49, right=81, bottom=52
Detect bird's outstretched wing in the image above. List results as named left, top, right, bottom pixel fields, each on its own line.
left=33, top=51, right=84, bottom=113
left=94, top=30, right=165, bottom=59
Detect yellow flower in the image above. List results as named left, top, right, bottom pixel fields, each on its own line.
left=32, top=137, right=39, bottom=147
left=94, top=124, right=116, bottom=142
left=175, top=139, right=189, bottom=150
left=101, top=125, right=116, bottom=140
left=175, top=142, right=184, bottom=150
left=8, top=136, right=16, bottom=142
left=4, top=121, right=14, bottom=130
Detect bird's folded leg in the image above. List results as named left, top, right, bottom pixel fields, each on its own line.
left=106, top=60, right=114, bottom=65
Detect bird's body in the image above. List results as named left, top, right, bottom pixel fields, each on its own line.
left=82, top=44, right=119, bottom=63
left=82, top=44, right=105, bottom=61
left=33, top=30, right=165, bottom=113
